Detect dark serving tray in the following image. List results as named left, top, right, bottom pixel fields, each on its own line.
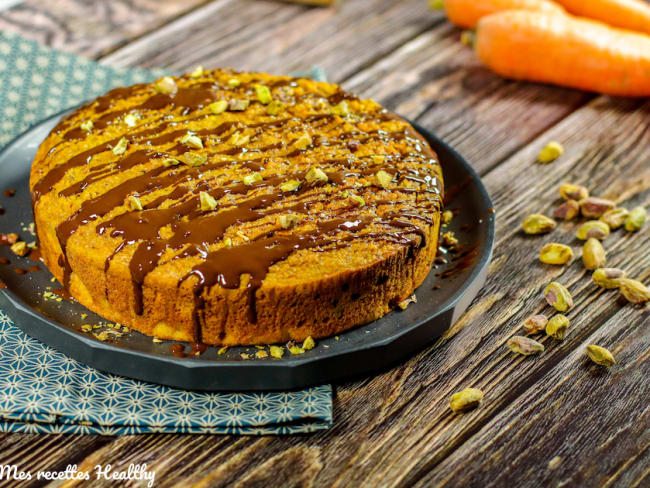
left=0, top=112, right=494, bottom=391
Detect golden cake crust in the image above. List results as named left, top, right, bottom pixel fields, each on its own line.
left=30, top=69, right=443, bottom=346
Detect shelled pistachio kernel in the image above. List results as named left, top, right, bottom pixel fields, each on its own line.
left=278, top=214, right=299, bottom=229
left=538, top=141, right=564, bottom=163
left=442, top=210, right=454, bottom=224
left=266, top=100, right=285, bottom=115
left=199, top=191, right=218, bottom=211
left=280, top=179, right=301, bottom=192
left=154, top=76, right=177, bottom=94
left=189, top=65, right=204, bottom=78
left=80, top=120, right=93, bottom=132
left=228, top=78, right=241, bottom=87
left=228, top=99, right=249, bottom=111
left=124, top=114, right=139, bottom=127
left=10, top=241, right=28, bottom=257
left=181, top=133, right=203, bottom=149
left=254, top=84, right=272, bottom=104
left=293, top=133, right=312, bottom=150
left=302, top=336, right=315, bottom=350
left=184, top=152, right=207, bottom=167
left=544, top=282, right=573, bottom=312
left=618, top=278, right=650, bottom=304
left=289, top=345, right=306, bottom=355
left=539, top=243, right=573, bottom=265
left=255, top=350, right=268, bottom=359
left=624, top=206, right=647, bottom=232
left=522, top=214, right=556, bottom=235
left=546, top=314, right=569, bottom=340
left=586, top=345, right=615, bottom=367
left=209, top=100, right=228, bottom=115
left=600, top=207, right=629, bottom=230
left=162, top=158, right=181, bottom=167
left=582, top=238, right=607, bottom=270
left=507, top=335, right=544, bottom=355
left=375, top=170, right=392, bottom=189
left=269, top=345, right=284, bottom=359
left=442, top=231, right=458, bottom=247
left=559, top=183, right=589, bottom=201
left=592, top=268, right=626, bottom=289
left=523, top=314, right=548, bottom=335
left=331, top=100, right=349, bottom=116
left=243, top=172, right=263, bottom=186
left=449, top=388, right=484, bottom=413
left=349, top=194, right=366, bottom=206
left=553, top=199, right=580, bottom=220
left=306, top=167, right=328, bottom=184
left=576, top=220, right=610, bottom=240
left=580, top=197, right=616, bottom=218
left=111, top=137, right=128, bottom=156
left=229, top=132, right=250, bottom=146
left=126, top=195, right=143, bottom=211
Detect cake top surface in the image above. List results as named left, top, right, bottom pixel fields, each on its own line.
left=30, top=69, right=443, bottom=314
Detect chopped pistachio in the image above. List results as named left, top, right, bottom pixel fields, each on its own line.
left=441, top=231, right=458, bottom=247
left=546, top=314, right=569, bottom=340
left=375, top=170, right=392, bottom=189
left=199, top=191, right=218, bottom=211
left=449, top=388, right=483, bottom=413
left=305, top=167, right=328, bottom=184
left=229, top=132, right=250, bottom=146
left=586, top=345, right=615, bottom=367
left=223, top=237, right=232, bottom=247
left=618, top=278, right=650, bottom=303
left=254, top=84, right=272, bottom=104
left=624, top=206, right=646, bottom=232
left=228, top=99, right=250, bottom=111
left=152, top=337, right=163, bottom=343
left=559, top=183, right=588, bottom=201
left=183, top=152, right=207, bottom=167
left=228, top=78, right=241, bottom=87
left=522, top=214, right=556, bottom=235
left=600, top=207, right=629, bottom=230
left=255, top=350, right=268, bottom=359
left=538, top=141, right=564, bottom=164
left=162, top=158, right=181, bottom=167
left=266, top=100, right=285, bottom=115
left=278, top=214, right=299, bottom=229
left=442, top=210, right=454, bottom=224
left=331, top=101, right=349, bottom=116
left=243, top=172, right=263, bottom=186
left=126, top=195, right=143, bottom=211
left=80, top=120, right=93, bottom=132
left=280, top=179, right=301, bottom=192
left=181, top=133, right=203, bottom=149
left=209, top=100, right=228, bottom=115
left=269, top=345, right=284, bottom=358
left=154, top=76, right=177, bottom=95
left=10, top=241, right=28, bottom=257
left=576, top=220, right=610, bottom=240
left=289, top=345, right=306, bottom=355
left=582, top=238, right=606, bottom=270
left=507, top=335, right=544, bottom=355
left=592, top=268, right=626, bottom=289
left=522, top=314, right=548, bottom=335
left=240, top=353, right=250, bottom=360
left=293, top=133, right=313, bottom=150
left=349, top=194, right=365, bottom=206
left=124, top=114, right=139, bottom=127
left=398, top=294, right=417, bottom=310
left=544, top=282, right=573, bottom=312
left=553, top=200, right=580, bottom=221
left=189, top=65, right=204, bottom=78
left=218, top=346, right=228, bottom=355
left=580, top=197, right=616, bottom=218
left=302, top=336, right=315, bottom=350
left=539, top=243, right=573, bottom=265
left=112, top=137, right=128, bottom=155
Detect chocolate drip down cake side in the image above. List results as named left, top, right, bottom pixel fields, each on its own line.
left=29, top=69, right=444, bottom=346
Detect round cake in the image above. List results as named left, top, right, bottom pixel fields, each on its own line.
left=30, top=68, right=444, bottom=346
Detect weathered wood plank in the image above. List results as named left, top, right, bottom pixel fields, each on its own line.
left=0, top=0, right=211, bottom=58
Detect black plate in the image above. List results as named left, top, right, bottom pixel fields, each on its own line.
left=0, top=112, right=494, bottom=391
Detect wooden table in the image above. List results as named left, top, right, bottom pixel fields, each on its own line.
left=1, top=1, right=648, bottom=486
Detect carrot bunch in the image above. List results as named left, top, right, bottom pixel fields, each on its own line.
left=430, top=0, right=650, bottom=96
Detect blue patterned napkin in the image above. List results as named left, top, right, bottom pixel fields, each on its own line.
left=0, top=31, right=332, bottom=434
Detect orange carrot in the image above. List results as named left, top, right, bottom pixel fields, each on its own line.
left=431, top=0, right=564, bottom=28
left=474, top=11, right=650, bottom=97
left=554, top=0, right=650, bottom=35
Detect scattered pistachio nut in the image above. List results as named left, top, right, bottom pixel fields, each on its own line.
left=442, top=231, right=458, bottom=247
left=552, top=199, right=580, bottom=221
left=580, top=197, right=616, bottom=218
left=10, top=241, right=28, bottom=257
left=582, top=238, right=606, bottom=270
left=349, top=194, right=365, bottom=206
left=544, top=282, right=573, bottom=312
left=181, top=133, right=203, bottom=149
left=254, top=84, right=272, bottom=104
left=331, top=101, right=349, bottom=116
left=228, top=78, right=241, bottom=87
left=243, top=172, right=263, bottom=186
left=592, top=268, right=626, bottom=289
left=449, top=388, right=484, bottom=413
left=154, top=76, right=177, bottom=95
left=266, top=100, right=285, bottom=115
left=278, top=214, right=299, bottom=229
left=199, top=191, right=218, bottom=211
left=228, top=99, right=250, bottom=111
left=398, top=294, right=417, bottom=310
left=546, top=314, right=569, bottom=340
left=507, top=335, right=544, bottom=355
left=112, top=137, right=128, bottom=156
left=209, top=100, right=228, bottom=115
left=539, top=243, right=573, bottom=265
left=229, top=132, right=250, bottom=146
left=522, top=314, right=548, bottom=335
left=559, top=183, right=589, bottom=201
left=217, top=346, right=228, bottom=355
left=126, top=195, right=143, bottom=211
left=302, top=336, right=315, bottom=350
left=124, top=114, right=139, bottom=127
left=305, top=167, right=328, bottom=184
left=80, top=120, right=93, bottom=132
left=538, top=141, right=564, bottom=164
left=375, top=170, right=392, bottom=189
left=586, top=345, right=615, bottom=367
left=600, top=207, right=629, bottom=230
left=269, top=345, right=284, bottom=359
left=280, top=179, right=301, bottom=192
left=442, top=210, right=454, bottom=224
left=289, top=345, right=306, bottom=355
left=618, top=278, right=650, bottom=303
left=184, top=152, right=207, bottom=167
left=255, top=350, right=268, bottom=359
left=162, top=158, right=181, bottom=167
left=624, top=206, right=646, bottom=232
left=293, top=133, right=312, bottom=150
left=576, top=220, right=610, bottom=240
left=522, top=214, right=556, bottom=235
left=189, top=65, right=204, bottom=78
